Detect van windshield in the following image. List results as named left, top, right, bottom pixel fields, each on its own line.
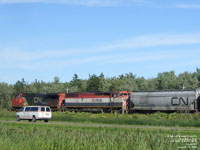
left=25, top=107, right=31, bottom=111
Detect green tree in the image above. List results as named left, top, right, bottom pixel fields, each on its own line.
left=108, top=73, right=138, bottom=91
left=86, top=74, right=102, bottom=91
left=68, top=74, right=84, bottom=92
left=14, top=78, right=26, bottom=93
left=156, top=71, right=178, bottom=90
left=53, top=76, right=60, bottom=84
left=178, top=72, right=198, bottom=89
left=146, top=78, right=157, bottom=91
left=136, top=77, right=148, bottom=91
left=193, top=68, right=200, bottom=87
left=0, top=82, right=14, bottom=110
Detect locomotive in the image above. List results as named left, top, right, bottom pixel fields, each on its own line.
left=64, top=91, right=130, bottom=113
left=12, top=93, right=66, bottom=111
left=11, top=91, right=130, bottom=113
left=12, top=89, right=200, bottom=113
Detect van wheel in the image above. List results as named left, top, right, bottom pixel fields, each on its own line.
left=44, top=120, right=48, bottom=123
left=16, top=115, right=20, bottom=121
left=32, top=116, right=36, bottom=122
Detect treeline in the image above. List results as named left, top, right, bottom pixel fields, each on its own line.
left=0, top=69, right=200, bottom=109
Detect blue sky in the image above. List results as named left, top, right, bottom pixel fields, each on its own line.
left=0, top=0, right=200, bottom=84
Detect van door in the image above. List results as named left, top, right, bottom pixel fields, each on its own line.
left=45, top=107, right=51, bottom=117
left=25, top=107, right=31, bottom=119
left=19, top=107, right=25, bottom=119
left=41, top=107, right=45, bottom=118
left=31, top=107, right=39, bottom=118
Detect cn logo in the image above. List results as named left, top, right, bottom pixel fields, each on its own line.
left=34, top=97, right=42, bottom=103
left=171, top=97, right=188, bottom=106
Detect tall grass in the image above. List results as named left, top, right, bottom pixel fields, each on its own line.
left=52, top=111, right=200, bottom=127
left=1, top=110, right=200, bottom=127
left=0, top=109, right=15, bottom=120
left=0, top=122, right=198, bottom=150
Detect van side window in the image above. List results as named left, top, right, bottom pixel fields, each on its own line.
left=46, top=107, right=50, bottom=112
left=25, top=107, right=31, bottom=111
left=31, top=107, right=38, bottom=111
left=41, top=107, right=45, bottom=112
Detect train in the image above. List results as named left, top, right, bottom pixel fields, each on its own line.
left=12, top=89, right=200, bottom=113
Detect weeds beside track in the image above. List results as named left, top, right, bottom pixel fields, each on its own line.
left=0, top=121, right=199, bottom=150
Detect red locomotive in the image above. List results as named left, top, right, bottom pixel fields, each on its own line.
left=12, top=91, right=130, bottom=113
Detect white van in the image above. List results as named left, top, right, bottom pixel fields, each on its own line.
left=16, top=106, right=52, bottom=122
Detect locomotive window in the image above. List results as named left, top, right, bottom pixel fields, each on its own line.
left=104, top=93, right=111, bottom=96
left=120, top=93, right=123, bottom=96
left=95, top=93, right=110, bottom=96
left=67, top=93, right=78, bottom=97
left=31, top=107, right=38, bottom=111
left=25, top=107, right=31, bottom=111
left=46, top=95, right=59, bottom=99
left=41, top=107, right=45, bottom=112
left=95, top=93, right=102, bottom=96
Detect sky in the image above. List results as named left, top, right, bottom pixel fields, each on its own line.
left=0, top=0, right=200, bottom=84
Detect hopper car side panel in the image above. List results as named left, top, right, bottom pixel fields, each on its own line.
left=130, top=90, right=200, bottom=112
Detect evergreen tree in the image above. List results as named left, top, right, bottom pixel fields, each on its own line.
left=86, top=74, right=102, bottom=91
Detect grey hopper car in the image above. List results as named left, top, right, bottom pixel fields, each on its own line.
left=130, top=89, right=200, bottom=112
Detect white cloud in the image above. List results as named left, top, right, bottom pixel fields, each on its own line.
left=176, top=4, right=200, bottom=8
left=0, top=0, right=121, bottom=7
left=103, top=33, right=200, bottom=50
left=1, top=33, right=200, bottom=70
left=0, top=0, right=149, bottom=7
left=2, top=33, right=200, bottom=62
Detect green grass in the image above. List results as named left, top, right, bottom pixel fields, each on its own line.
left=52, top=111, right=200, bottom=127
left=0, top=109, right=16, bottom=121
left=0, top=121, right=199, bottom=150
left=1, top=110, right=200, bottom=127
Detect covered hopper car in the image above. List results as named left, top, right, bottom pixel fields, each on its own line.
left=130, top=89, right=200, bottom=113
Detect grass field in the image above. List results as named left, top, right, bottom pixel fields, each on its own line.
left=1, top=110, right=200, bottom=149
left=1, top=110, right=200, bottom=127
left=52, top=111, right=200, bottom=127
left=0, top=121, right=199, bottom=150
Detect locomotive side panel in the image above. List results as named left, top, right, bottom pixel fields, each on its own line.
left=12, top=93, right=60, bottom=111
left=64, top=91, right=129, bottom=110
left=65, top=98, right=112, bottom=107
left=23, top=93, right=60, bottom=107
left=130, top=91, right=197, bottom=112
